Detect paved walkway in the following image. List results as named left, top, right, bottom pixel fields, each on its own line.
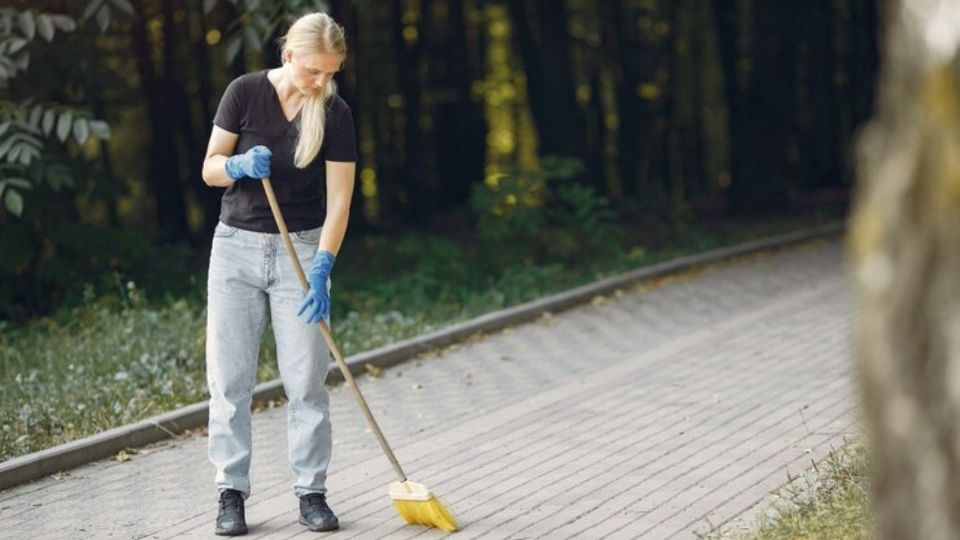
left=0, top=237, right=857, bottom=539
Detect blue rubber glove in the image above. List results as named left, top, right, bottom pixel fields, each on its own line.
left=298, top=250, right=336, bottom=324
left=224, top=145, right=271, bottom=180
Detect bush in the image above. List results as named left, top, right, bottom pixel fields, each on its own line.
left=470, top=155, right=623, bottom=268
left=0, top=295, right=207, bottom=458
left=0, top=210, right=842, bottom=461
left=0, top=218, right=199, bottom=320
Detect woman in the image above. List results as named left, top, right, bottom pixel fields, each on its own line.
left=200, top=12, right=356, bottom=536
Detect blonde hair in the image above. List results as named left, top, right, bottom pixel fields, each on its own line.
left=279, top=12, right=347, bottom=168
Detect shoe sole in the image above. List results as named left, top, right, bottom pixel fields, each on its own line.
left=299, top=516, right=340, bottom=532
left=214, top=526, right=248, bottom=536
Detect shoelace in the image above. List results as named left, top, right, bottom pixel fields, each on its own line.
left=220, top=492, right=243, bottom=512
left=302, top=493, right=328, bottom=511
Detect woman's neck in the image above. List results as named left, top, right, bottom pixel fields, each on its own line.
left=269, top=65, right=302, bottom=103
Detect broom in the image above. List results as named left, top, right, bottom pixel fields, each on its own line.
left=261, top=178, right=459, bottom=532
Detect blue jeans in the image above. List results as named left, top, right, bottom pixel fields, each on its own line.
left=205, top=221, right=332, bottom=499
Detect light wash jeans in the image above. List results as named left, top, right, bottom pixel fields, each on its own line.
left=206, top=221, right=332, bottom=499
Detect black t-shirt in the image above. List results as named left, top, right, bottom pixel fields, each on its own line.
left=212, top=69, right=357, bottom=233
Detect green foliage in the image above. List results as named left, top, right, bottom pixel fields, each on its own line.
left=549, top=181, right=621, bottom=258
left=703, top=441, right=869, bottom=539
left=0, top=213, right=841, bottom=461
left=81, top=0, right=135, bottom=33
left=0, top=296, right=209, bottom=459
left=0, top=221, right=612, bottom=459
left=0, top=3, right=119, bottom=217
left=0, top=8, right=75, bottom=81
left=204, top=0, right=329, bottom=64
left=471, top=155, right=622, bottom=267
left=0, top=219, right=198, bottom=319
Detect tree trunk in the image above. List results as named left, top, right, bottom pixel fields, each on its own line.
left=132, top=0, right=190, bottom=242
left=633, top=0, right=674, bottom=204
left=360, top=1, right=404, bottom=228
left=851, top=0, right=960, bottom=537
left=711, top=0, right=742, bottom=203
left=843, top=0, right=881, bottom=184
left=165, top=0, right=205, bottom=243
left=586, top=72, right=607, bottom=197
left=390, top=0, right=432, bottom=223
left=665, top=0, right=686, bottom=220
left=509, top=0, right=599, bottom=189
left=797, top=0, right=843, bottom=190
left=600, top=0, right=640, bottom=200
left=849, top=0, right=881, bottom=128
left=432, top=0, right=486, bottom=208
left=330, top=0, right=368, bottom=233
left=725, top=1, right=796, bottom=213
left=189, top=0, right=222, bottom=233
left=687, top=0, right=707, bottom=200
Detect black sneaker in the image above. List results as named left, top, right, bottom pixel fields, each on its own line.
left=299, top=493, right=339, bottom=532
left=215, top=489, right=248, bottom=536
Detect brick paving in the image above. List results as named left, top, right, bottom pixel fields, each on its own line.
left=0, top=237, right=857, bottom=539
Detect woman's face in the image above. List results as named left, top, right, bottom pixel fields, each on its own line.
left=287, top=51, right=343, bottom=96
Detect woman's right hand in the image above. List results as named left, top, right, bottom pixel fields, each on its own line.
left=224, top=145, right=272, bottom=180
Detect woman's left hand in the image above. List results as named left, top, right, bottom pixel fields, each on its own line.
left=298, top=250, right=336, bottom=323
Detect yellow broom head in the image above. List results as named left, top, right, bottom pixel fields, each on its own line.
left=389, top=480, right=459, bottom=532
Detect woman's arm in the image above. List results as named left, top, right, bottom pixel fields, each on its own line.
left=318, top=160, right=356, bottom=255
left=202, top=126, right=240, bottom=187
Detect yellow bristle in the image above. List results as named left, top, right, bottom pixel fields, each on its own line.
left=393, top=497, right=460, bottom=532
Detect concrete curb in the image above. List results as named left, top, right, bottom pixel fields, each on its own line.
left=0, top=221, right=846, bottom=491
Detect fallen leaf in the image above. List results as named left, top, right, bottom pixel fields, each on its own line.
left=184, top=426, right=209, bottom=437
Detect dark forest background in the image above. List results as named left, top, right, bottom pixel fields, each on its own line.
left=0, top=0, right=879, bottom=319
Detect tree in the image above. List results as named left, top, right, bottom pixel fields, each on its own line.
left=629, top=0, right=674, bottom=203
left=131, top=0, right=190, bottom=242
left=430, top=0, right=486, bottom=209
left=0, top=3, right=115, bottom=218
left=508, top=0, right=598, bottom=191
left=0, top=1, right=131, bottom=315
left=598, top=0, right=624, bottom=197
left=795, top=0, right=843, bottom=191
left=390, top=0, right=432, bottom=221
left=851, top=0, right=960, bottom=537
left=713, top=0, right=799, bottom=213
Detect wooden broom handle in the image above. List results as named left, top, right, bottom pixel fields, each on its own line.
left=261, top=178, right=408, bottom=482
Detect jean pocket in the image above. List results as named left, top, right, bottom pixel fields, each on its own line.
left=292, top=227, right=321, bottom=246
left=213, top=222, right=238, bottom=238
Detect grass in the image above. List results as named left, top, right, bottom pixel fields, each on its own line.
left=0, top=210, right=843, bottom=462
left=701, top=440, right=870, bottom=540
